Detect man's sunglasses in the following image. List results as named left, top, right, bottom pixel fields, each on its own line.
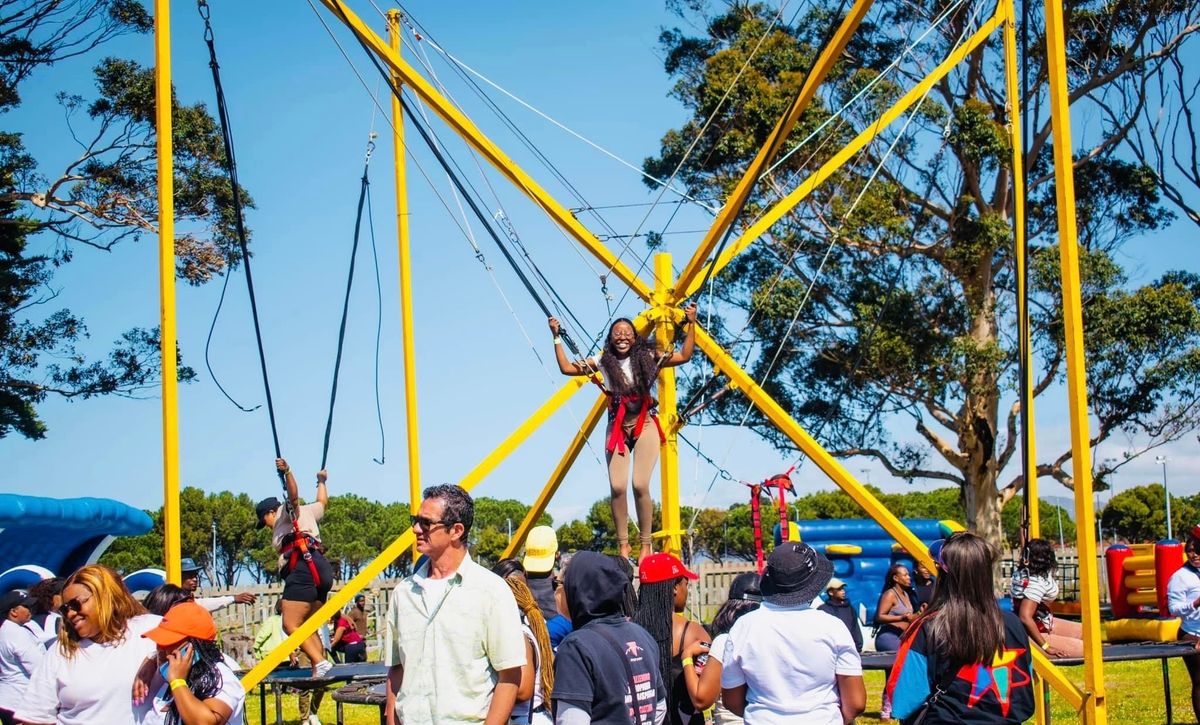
left=410, top=514, right=455, bottom=531
left=59, top=592, right=93, bottom=617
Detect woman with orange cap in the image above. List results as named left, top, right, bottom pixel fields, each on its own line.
left=142, top=601, right=246, bottom=725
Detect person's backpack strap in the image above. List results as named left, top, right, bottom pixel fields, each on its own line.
left=591, top=625, right=645, bottom=725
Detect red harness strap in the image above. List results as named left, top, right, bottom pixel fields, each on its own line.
left=280, top=529, right=323, bottom=586
left=605, top=394, right=666, bottom=455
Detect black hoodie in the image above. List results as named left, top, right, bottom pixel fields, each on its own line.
left=553, top=551, right=666, bottom=724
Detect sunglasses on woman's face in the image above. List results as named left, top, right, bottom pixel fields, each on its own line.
left=59, top=592, right=93, bottom=617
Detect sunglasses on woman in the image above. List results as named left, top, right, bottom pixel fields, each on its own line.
left=58, top=592, right=92, bottom=617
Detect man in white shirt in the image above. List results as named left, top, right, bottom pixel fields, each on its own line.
left=1167, top=530, right=1200, bottom=724
left=721, top=542, right=866, bottom=724
left=383, top=484, right=525, bottom=725
left=180, top=558, right=256, bottom=612
left=0, top=592, right=43, bottom=725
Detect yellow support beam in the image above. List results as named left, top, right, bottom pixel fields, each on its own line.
left=243, top=374, right=592, bottom=688
left=501, top=394, right=608, bottom=560
left=154, top=0, right=181, bottom=586
left=387, top=11, right=423, bottom=563
left=654, top=254, right=683, bottom=556
left=677, top=5, right=1007, bottom=301
left=1044, top=0, right=1108, bottom=716
left=692, top=326, right=933, bottom=570
left=1002, top=0, right=1039, bottom=540
left=317, top=0, right=652, bottom=303
left=675, top=0, right=875, bottom=296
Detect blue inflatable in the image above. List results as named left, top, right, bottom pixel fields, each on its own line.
left=123, top=568, right=167, bottom=595
left=0, top=494, right=153, bottom=592
left=774, top=518, right=956, bottom=621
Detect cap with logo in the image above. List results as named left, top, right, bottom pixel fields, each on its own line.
left=522, top=525, right=559, bottom=574
left=638, top=553, right=698, bottom=585
left=143, top=601, right=218, bottom=647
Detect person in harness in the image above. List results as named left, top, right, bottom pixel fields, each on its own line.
left=548, top=303, right=698, bottom=562
left=255, top=457, right=334, bottom=678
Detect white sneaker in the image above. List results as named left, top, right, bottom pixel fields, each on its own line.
left=312, top=659, right=333, bottom=678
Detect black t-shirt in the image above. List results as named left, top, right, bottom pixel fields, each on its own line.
left=893, top=610, right=1034, bottom=724
left=818, top=600, right=864, bottom=651
left=553, top=616, right=666, bottom=725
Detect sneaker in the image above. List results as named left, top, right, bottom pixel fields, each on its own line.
left=312, top=659, right=333, bottom=678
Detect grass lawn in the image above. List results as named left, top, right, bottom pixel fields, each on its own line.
left=244, top=658, right=1197, bottom=724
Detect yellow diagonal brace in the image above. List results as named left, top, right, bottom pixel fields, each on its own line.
left=675, top=0, right=875, bottom=296
left=692, top=327, right=933, bottom=570
left=1031, top=647, right=1085, bottom=710
left=242, top=374, right=591, bottom=689
left=676, top=4, right=1007, bottom=302
left=1045, top=0, right=1107, bottom=715
left=317, top=0, right=652, bottom=303
left=501, top=394, right=608, bottom=560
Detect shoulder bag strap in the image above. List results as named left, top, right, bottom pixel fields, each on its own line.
left=591, top=625, right=645, bottom=725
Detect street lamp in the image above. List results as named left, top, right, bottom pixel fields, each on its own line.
left=1156, top=455, right=1171, bottom=540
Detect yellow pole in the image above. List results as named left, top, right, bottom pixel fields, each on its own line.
left=154, top=0, right=181, bottom=586
left=501, top=394, right=608, bottom=559
left=677, top=8, right=1007, bottom=300
left=316, top=0, right=652, bottom=302
left=1002, top=0, right=1039, bottom=540
left=387, top=10, right=422, bottom=563
left=674, top=0, right=875, bottom=295
left=654, top=254, right=683, bottom=556
left=1044, top=0, right=1107, bottom=717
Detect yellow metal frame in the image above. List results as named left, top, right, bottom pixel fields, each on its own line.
left=154, top=0, right=181, bottom=586
left=144, top=2, right=1104, bottom=711
left=386, top=11, right=423, bottom=562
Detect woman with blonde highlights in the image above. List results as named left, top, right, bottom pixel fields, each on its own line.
left=15, top=565, right=162, bottom=724
left=493, top=558, right=554, bottom=725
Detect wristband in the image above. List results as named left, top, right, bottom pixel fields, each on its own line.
left=681, top=657, right=693, bottom=668
left=553, top=336, right=563, bottom=346
left=169, top=678, right=188, bottom=692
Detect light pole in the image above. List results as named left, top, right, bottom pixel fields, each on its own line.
left=210, top=520, right=217, bottom=587
left=1156, top=455, right=1172, bottom=539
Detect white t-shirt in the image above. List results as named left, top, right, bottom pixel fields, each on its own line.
left=705, top=633, right=743, bottom=725
left=25, top=614, right=61, bottom=650
left=720, top=603, right=861, bottom=725
left=511, top=622, right=551, bottom=724
left=149, top=656, right=245, bottom=725
left=1011, top=569, right=1058, bottom=630
left=14, top=613, right=162, bottom=725
left=0, top=620, right=45, bottom=711
left=196, top=596, right=235, bottom=613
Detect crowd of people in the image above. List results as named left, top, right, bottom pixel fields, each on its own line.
left=0, top=469, right=1102, bottom=725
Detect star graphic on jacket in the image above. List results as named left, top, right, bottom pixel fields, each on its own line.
left=957, top=646, right=1032, bottom=716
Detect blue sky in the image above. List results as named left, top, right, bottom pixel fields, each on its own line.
left=4, top=0, right=1197, bottom=533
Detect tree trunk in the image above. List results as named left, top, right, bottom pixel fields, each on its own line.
left=964, top=467, right=1004, bottom=551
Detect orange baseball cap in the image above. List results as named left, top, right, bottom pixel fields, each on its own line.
left=143, top=601, right=218, bottom=647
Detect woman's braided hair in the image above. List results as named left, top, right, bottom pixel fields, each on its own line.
left=503, top=576, right=555, bottom=702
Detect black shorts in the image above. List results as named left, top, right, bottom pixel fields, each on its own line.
left=280, top=549, right=334, bottom=603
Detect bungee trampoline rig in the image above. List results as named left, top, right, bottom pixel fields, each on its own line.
left=147, top=0, right=1112, bottom=720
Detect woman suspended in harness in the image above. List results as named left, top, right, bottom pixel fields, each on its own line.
left=548, top=302, right=698, bottom=562
left=255, top=457, right=335, bottom=678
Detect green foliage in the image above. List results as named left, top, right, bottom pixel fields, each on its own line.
left=649, top=0, right=1200, bottom=555
left=1, top=12, right=252, bottom=439
left=1101, top=484, right=1200, bottom=544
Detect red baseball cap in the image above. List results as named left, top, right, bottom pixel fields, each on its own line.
left=143, top=602, right=218, bottom=647
left=639, top=553, right=698, bottom=584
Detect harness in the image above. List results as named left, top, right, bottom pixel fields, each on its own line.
left=605, top=393, right=666, bottom=455
left=280, top=526, right=324, bottom=586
